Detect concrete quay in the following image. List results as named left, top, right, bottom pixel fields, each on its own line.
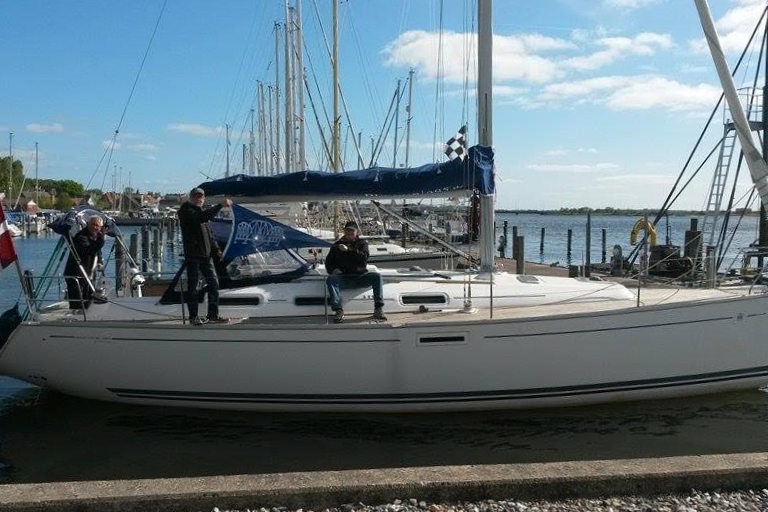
left=2, top=453, right=768, bottom=512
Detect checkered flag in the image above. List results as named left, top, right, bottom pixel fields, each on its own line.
left=444, top=125, right=467, bottom=161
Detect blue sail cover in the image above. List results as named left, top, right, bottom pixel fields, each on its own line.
left=48, top=205, right=119, bottom=237
left=221, top=204, right=331, bottom=264
left=200, top=145, right=494, bottom=203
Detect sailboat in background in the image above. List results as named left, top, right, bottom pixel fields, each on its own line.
left=1, top=0, right=768, bottom=412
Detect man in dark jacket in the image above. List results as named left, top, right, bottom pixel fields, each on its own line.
left=178, top=187, right=233, bottom=325
left=325, top=220, right=385, bottom=323
left=64, top=215, right=106, bottom=310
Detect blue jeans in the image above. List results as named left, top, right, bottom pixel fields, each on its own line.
left=326, top=272, right=384, bottom=311
left=186, top=259, right=220, bottom=319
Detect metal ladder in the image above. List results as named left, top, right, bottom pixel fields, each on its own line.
left=700, top=124, right=737, bottom=248
left=700, top=88, right=762, bottom=277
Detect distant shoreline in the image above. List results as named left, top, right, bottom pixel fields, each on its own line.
left=496, top=209, right=760, bottom=216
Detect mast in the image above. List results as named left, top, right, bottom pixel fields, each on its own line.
left=8, top=132, right=12, bottom=209
left=405, top=68, right=414, bottom=168
left=284, top=3, right=294, bottom=174
left=249, top=108, right=256, bottom=175
left=274, top=22, right=282, bottom=174
left=694, top=0, right=768, bottom=206
left=332, top=0, right=340, bottom=232
left=295, top=0, right=306, bottom=171
left=35, top=141, right=38, bottom=204
left=225, top=123, right=231, bottom=178
left=393, top=79, right=401, bottom=167
left=478, top=0, right=494, bottom=271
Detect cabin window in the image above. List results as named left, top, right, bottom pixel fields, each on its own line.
left=418, top=332, right=468, bottom=345
left=401, top=294, right=449, bottom=305
left=516, top=275, right=540, bottom=284
left=220, top=297, right=261, bottom=306
left=295, top=296, right=328, bottom=306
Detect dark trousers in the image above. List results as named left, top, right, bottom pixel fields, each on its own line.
left=186, top=259, right=220, bottom=319
left=326, top=272, right=384, bottom=311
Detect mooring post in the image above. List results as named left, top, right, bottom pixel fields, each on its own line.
left=515, top=235, right=525, bottom=274
left=585, top=210, right=592, bottom=277
left=141, top=227, right=150, bottom=273
left=601, top=228, right=607, bottom=263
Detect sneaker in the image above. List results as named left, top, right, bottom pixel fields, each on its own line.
left=373, top=307, right=387, bottom=321
left=333, top=309, right=345, bottom=324
left=208, top=316, right=230, bottom=324
left=191, top=316, right=208, bottom=326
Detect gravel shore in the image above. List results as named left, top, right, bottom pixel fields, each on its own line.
left=209, top=490, right=768, bottom=512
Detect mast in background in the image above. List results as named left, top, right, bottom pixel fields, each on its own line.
left=35, top=141, right=39, bottom=204
left=405, top=68, right=414, bottom=169
left=296, top=0, right=306, bottom=171
left=8, top=132, right=13, bottom=209
left=332, top=0, right=340, bottom=233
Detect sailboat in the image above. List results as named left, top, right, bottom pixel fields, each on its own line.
left=1, top=0, right=768, bottom=412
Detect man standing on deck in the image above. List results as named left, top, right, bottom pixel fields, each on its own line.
left=325, top=220, right=386, bottom=323
left=178, top=187, right=232, bottom=326
left=64, top=215, right=106, bottom=310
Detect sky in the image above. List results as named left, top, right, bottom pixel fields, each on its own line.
left=1, top=0, right=766, bottom=211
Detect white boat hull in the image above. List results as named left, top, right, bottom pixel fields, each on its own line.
left=2, top=291, right=767, bottom=412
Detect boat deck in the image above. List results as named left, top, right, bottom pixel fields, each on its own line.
left=33, top=284, right=764, bottom=328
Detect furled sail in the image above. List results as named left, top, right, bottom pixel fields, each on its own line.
left=199, top=145, right=494, bottom=204
left=694, top=0, right=768, bottom=205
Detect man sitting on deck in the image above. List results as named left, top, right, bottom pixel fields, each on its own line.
left=325, top=221, right=386, bottom=323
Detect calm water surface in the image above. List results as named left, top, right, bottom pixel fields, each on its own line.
left=1, top=215, right=767, bottom=484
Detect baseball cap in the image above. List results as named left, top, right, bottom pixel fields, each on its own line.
left=343, top=220, right=359, bottom=231
left=189, top=187, right=205, bottom=197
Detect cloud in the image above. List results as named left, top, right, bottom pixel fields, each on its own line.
left=527, top=162, right=620, bottom=173
left=603, top=0, right=661, bottom=9
left=26, top=122, right=64, bottom=133
left=383, top=30, right=575, bottom=84
left=545, top=148, right=598, bottom=156
left=539, top=74, right=720, bottom=111
left=127, top=143, right=159, bottom=153
left=167, top=123, right=222, bottom=137
left=562, top=33, right=673, bottom=71
left=595, top=173, right=675, bottom=185
left=689, top=0, right=765, bottom=54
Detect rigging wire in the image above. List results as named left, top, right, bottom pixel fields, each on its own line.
left=89, top=0, right=169, bottom=193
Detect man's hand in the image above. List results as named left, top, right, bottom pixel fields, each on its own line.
left=338, top=244, right=348, bottom=252
left=221, top=198, right=233, bottom=208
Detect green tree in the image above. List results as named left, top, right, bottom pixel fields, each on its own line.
left=57, top=179, right=85, bottom=197
left=0, top=156, right=25, bottom=200
left=54, top=192, right=72, bottom=211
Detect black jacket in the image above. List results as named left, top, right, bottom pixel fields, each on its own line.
left=178, top=201, right=223, bottom=262
left=64, top=227, right=105, bottom=277
left=325, top=237, right=370, bottom=275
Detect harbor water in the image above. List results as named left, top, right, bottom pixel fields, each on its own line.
left=1, top=213, right=767, bottom=485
